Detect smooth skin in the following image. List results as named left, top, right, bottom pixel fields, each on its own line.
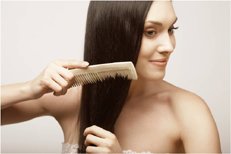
left=1, top=1, right=221, bottom=153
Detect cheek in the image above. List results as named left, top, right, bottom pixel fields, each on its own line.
left=138, top=37, right=157, bottom=58
left=135, top=39, right=155, bottom=78
left=135, top=60, right=148, bottom=79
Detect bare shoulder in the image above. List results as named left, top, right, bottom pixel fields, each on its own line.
left=41, top=86, right=82, bottom=119
left=165, top=82, right=214, bottom=125
left=165, top=82, right=221, bottom=152
left=167, top=83, right=210, bottom=116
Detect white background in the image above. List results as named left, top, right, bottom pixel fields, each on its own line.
left=1, top=1, right=230, bottom=153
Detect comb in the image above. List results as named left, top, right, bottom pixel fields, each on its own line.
left=70, top=61, right=137, bottom=87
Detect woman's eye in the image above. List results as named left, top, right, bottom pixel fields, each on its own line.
left=168, top=26, right=179, bottom=34
left=145, top=30, right=157, bottom=37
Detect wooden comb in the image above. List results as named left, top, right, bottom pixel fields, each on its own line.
left=70, top=61, right=137, bottom=86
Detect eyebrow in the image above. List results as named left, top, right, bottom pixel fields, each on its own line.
left=145, top=17, right=178, bottom=27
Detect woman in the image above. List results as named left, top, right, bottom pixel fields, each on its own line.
left=1, top=1, right=221, bottom=153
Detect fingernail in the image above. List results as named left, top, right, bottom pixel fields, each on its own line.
left=83, top=62, right=89, bottom=66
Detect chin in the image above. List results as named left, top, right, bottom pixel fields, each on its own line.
left=138, top=70, right=166, bottom=81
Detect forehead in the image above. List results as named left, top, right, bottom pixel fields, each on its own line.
left=146, top=1, right=176, bottom=23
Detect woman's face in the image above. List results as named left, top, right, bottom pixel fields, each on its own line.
left=136, top=1, right=177, bottom=81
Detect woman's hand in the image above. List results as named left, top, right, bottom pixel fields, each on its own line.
left=29, top=59, right=89, bottom=98
left=84, top=125, right=122, bottom=153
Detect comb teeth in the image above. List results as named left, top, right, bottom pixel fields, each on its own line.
left=70, top=62, right=137, bottom=87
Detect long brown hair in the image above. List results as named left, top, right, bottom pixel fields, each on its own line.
left=78, top=1, right=153, bottom=152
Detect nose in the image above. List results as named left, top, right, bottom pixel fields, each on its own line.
left=156, top=32, right=175, bottom=53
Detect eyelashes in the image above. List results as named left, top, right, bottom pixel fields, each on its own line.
left=145, top=30, right=157, bottom=37
left=144, top=26, right=179, bottom=38
left=168, top=26, right=179, bottom=34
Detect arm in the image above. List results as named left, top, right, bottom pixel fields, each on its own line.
left=1, top=86, right=80, bottom=125
left=175, top=93, right=221, bottom=153
left=1, top=59, right=88, bottom=125
left=2, top=92, right=52, bottom=125
left=1, top=82, right=35, bottom=109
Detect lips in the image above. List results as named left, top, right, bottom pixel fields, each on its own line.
left=149, top=58, right=168, bottom=67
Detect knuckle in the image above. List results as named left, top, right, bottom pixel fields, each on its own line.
left=62, top=81, right=68, bottom=87
left=62, top=72, right=74, bottom=83
left=45, top=70, right=55, bottom=78
left=85, top=147, right=88, bottom=152
left=67, top=73, right=74, bottom=80
left=86, top=135, right=89, bottom=140
left=43, top=68, right=51, bottom=75
left=55, top=86, right=62, bottom=92
left=65, top=75, right=71, bottom=81
left=106, top=140, right=113, bottom=147
left=86, top=134, right=91, bottom=140
left=90, top=125, right=96, bottom=130
left=110, top=134, right=116, bottom=140
left=86, top=146, right=90, bottom=152
left=84, top=127, right=88, bottom=132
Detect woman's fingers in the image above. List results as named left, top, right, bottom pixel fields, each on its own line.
left=46, top=60, right=89, bottom=96
left=84, top=125, right=113, bottom=139
left=56, top=66, right=74, bottom=82
left=29, top=59, right=89, bottom=99
left=85, top=134, right=106, bottom=146
left=50, top=73, right=69, bottom=96
left=41, top=78, right=62, bottom=93
left=51, top=72, right=68, bottom=88
left=42, top=66, right=69, bottom=96
left=54, top=59, right=89, bottom=69
left=52, top=60, right=89, bottom=95
left=84, top=125, right=122, bottom=153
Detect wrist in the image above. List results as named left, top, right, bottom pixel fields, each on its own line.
left=22, top=80, right=37, bottom=100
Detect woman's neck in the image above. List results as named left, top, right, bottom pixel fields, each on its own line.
left=127, top=78, right=168, bottom=100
